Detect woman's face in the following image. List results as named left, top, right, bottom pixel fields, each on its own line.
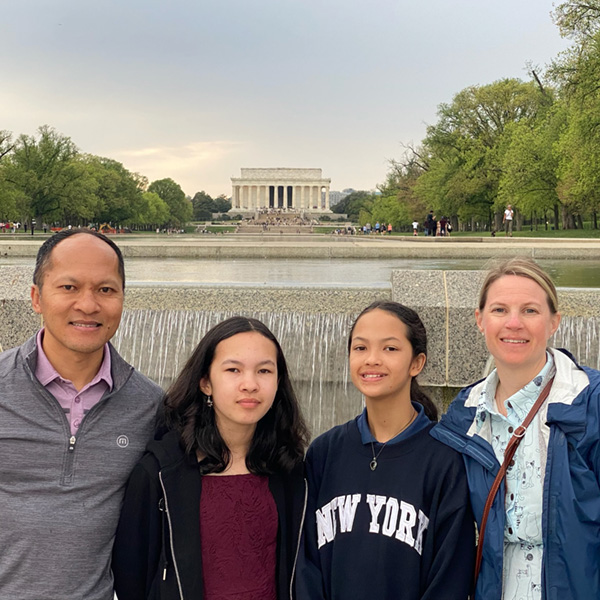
left=200, top=331, right=278, bottom=436
left=475, top=275, right=560, bottom=377
left=349, top=309, right=425, bottom=405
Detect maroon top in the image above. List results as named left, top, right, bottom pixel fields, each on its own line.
left=200, top=473, right=278, bottom=600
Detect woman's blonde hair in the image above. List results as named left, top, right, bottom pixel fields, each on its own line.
left=478, top=257, right=559, bottom=314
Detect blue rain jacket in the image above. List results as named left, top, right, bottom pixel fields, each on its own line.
left=431, top=348, right=600, bottom=600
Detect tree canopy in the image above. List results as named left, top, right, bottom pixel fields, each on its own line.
left=148, top=178, right=192, bottom=226
left=0, top=125, right=225, bottom=228
left=378, top=1, right=600, bottom=232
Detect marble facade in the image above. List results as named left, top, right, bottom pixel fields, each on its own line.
left=231, top=168, right=331, bottom=212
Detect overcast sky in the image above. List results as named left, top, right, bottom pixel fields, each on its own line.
left=2, top=0, right=571, bottom=198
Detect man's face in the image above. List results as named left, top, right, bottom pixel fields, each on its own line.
left=31, top=234, right=124, bottom=365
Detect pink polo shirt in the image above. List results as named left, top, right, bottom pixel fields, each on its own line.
left=35, top=329, right=113, bottom=436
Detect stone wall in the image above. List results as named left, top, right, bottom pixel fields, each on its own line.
left=2, top=266, right=599, bottom=436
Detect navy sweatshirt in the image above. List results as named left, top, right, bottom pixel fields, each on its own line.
left=296, top=419, right=475, bottom=600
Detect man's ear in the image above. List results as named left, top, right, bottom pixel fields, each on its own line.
left=31, top=285, right=42, bottom=315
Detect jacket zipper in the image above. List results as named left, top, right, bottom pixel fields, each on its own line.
left=29, top=370, right=115, bottom=486
left=159, top=471, right=185, bottom=600
left=289, top=477, right=309, bottom=600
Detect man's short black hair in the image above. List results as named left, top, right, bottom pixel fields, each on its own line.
left=33, top=229, right=125, bottom=290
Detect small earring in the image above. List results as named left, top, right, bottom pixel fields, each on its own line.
left=206, top=395, right=213, bottom=408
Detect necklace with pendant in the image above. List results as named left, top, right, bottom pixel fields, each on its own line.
left=369, top=409, right=417, bottom=471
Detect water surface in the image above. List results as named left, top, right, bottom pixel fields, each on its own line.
left=2, top=256, right=599, bottom=288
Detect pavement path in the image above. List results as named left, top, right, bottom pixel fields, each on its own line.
left=2, top=233, right=600, bottom=259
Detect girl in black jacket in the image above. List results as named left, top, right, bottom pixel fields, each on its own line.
left=112, top=316, right=309, bottom=600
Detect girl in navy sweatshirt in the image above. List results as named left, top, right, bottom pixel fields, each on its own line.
left=296, top=301, right=475, bottom=600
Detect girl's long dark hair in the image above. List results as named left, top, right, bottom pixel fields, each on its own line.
left=164, top=316, right=309, bottom=475
left=348, top=300, right=438, bottom=421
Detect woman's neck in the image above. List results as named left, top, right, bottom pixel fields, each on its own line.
left=214, top=422, right=255, bottom=475
left=494, top=355, right=549, bottom=414
left=365, top=396, right=415, bottom=443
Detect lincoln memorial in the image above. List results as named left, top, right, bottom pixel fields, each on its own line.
left=231, top=168, right=332, bottom=213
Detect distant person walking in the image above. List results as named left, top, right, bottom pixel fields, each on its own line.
left=440, top=216, right=448, bottom=236
left=503, top=204, right=514, bottom=237
left=412, top=220, right=419, bottom=236
left=425, top=211, right=434, bottom=237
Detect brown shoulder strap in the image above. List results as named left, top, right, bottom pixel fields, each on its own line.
left=472, top=377, right=554, bottom=593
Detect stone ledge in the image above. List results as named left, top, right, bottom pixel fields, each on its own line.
left=1, top=267, right=598, bottom=390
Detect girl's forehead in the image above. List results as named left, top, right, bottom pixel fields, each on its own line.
left=353, top=310, right=407, bottom=336
left=214, top=331, right=277, bottom=356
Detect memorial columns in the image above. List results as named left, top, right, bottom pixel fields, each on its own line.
left=231, top=169, right=332, bottom=213
left=261, top=185, right=267, bottom=208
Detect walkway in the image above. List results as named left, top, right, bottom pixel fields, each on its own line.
left=2, top=233, right=600, bottom=259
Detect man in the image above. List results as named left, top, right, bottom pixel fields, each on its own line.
left=0, top=229, right=163, bottom=600
left=425, top=210, right=434, bottom=236
left=503, top=204, right=514, bottom=237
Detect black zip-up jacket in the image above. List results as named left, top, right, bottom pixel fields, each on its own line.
left=112, top=431, right=307, bottom=600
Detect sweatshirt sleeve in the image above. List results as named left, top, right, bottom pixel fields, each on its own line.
left=112, top=458, right=163, bottom=600
left=421, top=452, right=476, bottom=600
left=295, top=445, right=327, bottom=600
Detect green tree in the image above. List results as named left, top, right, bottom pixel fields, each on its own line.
left=0, top=130, right=19, bottom=219
left=332, top=190, right=374, bottom=222
left=498, top=102, right=564, bottom=229
left=555, top=98, right=600, bottom=227
left=191, top=191, right=231, bottom=219
left=191, top=190, right=214, bottom=219
left=553, top=0, right=600, bottom=41
left=550, top=1, right=600, bottom=227
left=415, top=79, right=547, bottom=229
left=377, top=151, right=429, bottom=228
left=2, top=126, right=94, bottom=224
left=0, top=130, right=14, bottom=162
left=213, top=194, right=231, bottom=213
left=148, top=178, right=192, bottom=225
left=83, top=156, right=144, bottom=225
left=134, top=191, right=170, bottom=227
left=371, top=195, right=411, bottom=229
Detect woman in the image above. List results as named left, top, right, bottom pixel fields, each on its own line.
left=432, top=257, right=600, bottom=599
left=296, top=301, right=475, bottom=600
left=112, top=316, right=309, bottom=600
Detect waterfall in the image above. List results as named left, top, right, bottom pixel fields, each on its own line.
left=111, top=311, right=600, bottom=437
left=112, top=309, right=364, bottom=437
left=552, top=316, right=600, bottom=370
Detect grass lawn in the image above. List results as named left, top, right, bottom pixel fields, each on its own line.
left=444, top=229, right=600, bottom=239
left=315, top=226, right=600, bottom=239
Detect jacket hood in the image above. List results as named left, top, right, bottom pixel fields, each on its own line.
left=145, top=430, right=192, bottom=471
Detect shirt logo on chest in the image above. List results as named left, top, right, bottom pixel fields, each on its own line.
left=116, top=435, right=129, bottom=448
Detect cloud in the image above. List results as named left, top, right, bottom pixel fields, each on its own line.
left=111, top=140, right=244, bottom=196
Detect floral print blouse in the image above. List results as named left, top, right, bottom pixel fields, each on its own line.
left=473, top=353, right=555, bottom=600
